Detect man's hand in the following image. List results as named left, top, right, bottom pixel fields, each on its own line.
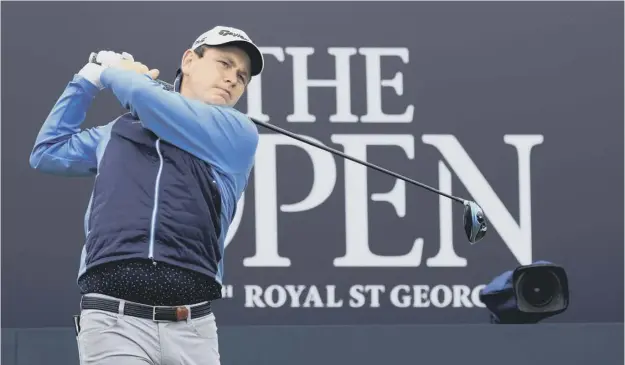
left=79, top=51, right=159, bottom=89
left=110, top=59, right=160, bottom=80
left=79, top=50, right=135, bottom=90
left=94, top=50, right=134, bottom=67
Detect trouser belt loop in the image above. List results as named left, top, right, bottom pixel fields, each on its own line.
left=118, top=300, right=125, bottom=318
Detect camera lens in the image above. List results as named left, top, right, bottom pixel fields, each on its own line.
left=518, top=270, right=559, bottom=307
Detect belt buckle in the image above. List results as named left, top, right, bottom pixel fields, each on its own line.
left=152, top=306, right=172, bottom=322
left=152, top=306, right=189, bottom=322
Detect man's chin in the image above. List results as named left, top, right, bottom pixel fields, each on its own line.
left=205, top=95, right=231, bottom=106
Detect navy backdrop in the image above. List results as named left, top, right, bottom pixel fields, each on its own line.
left=2, top=1, right=623, bottom=328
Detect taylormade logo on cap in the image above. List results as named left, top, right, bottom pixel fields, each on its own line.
left=192, top=26, right=253, bottom=48
left=218, top=29, right=249, bottom=41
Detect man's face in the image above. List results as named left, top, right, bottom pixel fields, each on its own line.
left=180, top=45, right=251, bottom=107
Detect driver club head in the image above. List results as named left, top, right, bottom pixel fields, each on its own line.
left=463, top=201, right=487, bottom=243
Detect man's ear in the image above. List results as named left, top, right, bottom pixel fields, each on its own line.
left=180, top=49, right=195, bottom=76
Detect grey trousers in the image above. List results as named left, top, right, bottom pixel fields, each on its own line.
left=76, top=294, right=221, bottom=365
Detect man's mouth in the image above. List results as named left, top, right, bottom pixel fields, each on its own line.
left=215, top=88, right=231, bottom=100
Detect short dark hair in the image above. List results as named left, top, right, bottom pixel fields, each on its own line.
left=193, top=44, right=212, bottom=58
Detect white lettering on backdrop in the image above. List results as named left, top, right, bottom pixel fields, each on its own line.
left=224, top=46, right=544, bottom=309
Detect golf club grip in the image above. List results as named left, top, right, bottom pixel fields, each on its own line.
left=88, top=52, right=464, bottom=204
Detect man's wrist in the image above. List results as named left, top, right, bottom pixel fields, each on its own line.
left=78, top=63, right=105, bottom=90
left=99, top=67, right=159, bottom=89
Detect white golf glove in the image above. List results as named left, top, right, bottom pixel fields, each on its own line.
left=78, top=50, right=134, bottom=90
left=95, top=50, right=134, bottom=66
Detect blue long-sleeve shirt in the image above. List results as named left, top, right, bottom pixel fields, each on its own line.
left=30, top=68, right=259, bottom=285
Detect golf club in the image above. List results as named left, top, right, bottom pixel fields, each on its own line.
left=89, top=53, right=488, bottom=243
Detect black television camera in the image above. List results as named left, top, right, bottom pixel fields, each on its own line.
left=480, top=261, right=569, bottom=324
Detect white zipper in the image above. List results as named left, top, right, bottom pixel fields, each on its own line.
left=148, top=138, right=164, bottom=264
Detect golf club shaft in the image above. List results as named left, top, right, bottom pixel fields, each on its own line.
left=129, top=76, right=467, bottom=204
left=250, top=114, right=466, bottom=204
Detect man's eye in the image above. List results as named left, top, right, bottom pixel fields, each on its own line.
left=218, top=60, right=228, bottom=67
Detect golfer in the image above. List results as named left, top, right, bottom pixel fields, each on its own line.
left=29, top=25, right=264, bottom=365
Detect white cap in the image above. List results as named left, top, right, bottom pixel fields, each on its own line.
left=190, top=26, right=263, bottom=76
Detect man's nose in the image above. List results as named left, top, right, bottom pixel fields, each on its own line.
left=224, top=72, right=237, bottom=86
